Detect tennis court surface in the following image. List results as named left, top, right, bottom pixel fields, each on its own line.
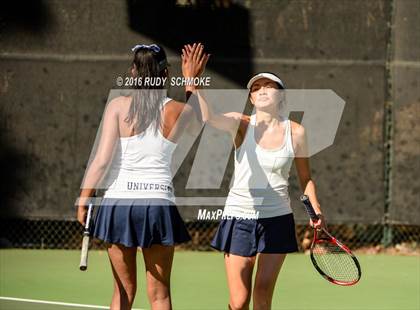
left=1, top=250, right=419, bottom=310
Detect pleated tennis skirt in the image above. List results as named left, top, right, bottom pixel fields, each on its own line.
left=91, top=198, right=191, bottom=248
left=210, top=213, right=299, bottom=257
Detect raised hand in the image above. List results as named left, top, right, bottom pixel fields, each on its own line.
left=181, top=43, right=210, bottom=78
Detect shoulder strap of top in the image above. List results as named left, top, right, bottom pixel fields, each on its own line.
left=162, top=97, right=172, bottom=106
left=286, top=119, right=294, bottom=151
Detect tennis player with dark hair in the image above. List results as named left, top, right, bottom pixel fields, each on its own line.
left=183, top=44, right=326, bottom=310
left=77, top=43, right=207, bottom=310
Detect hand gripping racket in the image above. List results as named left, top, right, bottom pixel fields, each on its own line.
left=300, top=195, right=361, bottom=286
left=79, top=202, right=94, bottom=271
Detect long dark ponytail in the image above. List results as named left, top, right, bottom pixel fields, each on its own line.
left=125, top=44, right=168, bottom=134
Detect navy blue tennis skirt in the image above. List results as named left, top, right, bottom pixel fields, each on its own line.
left=91, top=198, right=191, bottom=248
left=211, top=213, right=299, bottom=257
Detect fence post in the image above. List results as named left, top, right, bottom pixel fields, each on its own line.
left=382, top=0, right=395, bottom=248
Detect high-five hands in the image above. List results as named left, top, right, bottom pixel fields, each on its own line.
left=181, top=43, right=210, bottom=79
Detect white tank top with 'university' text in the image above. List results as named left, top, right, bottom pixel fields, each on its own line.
left=103, top=98, right=177, bottom=202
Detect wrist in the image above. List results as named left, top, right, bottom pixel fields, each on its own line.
left=185, top=85, right=197, bottom=92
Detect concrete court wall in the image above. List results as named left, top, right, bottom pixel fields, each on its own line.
left=0, top=0, right=418, bottom=224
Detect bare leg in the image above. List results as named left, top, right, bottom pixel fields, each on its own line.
left=252, top=254, right=286, bottom=310
left=142, top=245, right=174, bottom=310
left=224, top=253, right=256, bottom=310
left=107, top=244, right=138, bottom=310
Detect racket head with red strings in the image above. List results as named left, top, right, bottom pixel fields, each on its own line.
left=300, top=195, right=362, bottom=286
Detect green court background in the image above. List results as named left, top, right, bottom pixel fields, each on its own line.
left=1, top=250, right=419, bottom=310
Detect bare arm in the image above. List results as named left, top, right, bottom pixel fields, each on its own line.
left=195, top=90, right=242, bottom=136
left=295, top=158, right=321, bottom=211
left=182, top=43, right=241, bottom=137
left=77, top=99, right=119, bottom=224
left=292, top=122, right=325, bottom=229
left=161, top=100, right=201, bottom=141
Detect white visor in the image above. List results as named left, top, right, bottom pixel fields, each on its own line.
left=246, top=72, right=285, bottom=89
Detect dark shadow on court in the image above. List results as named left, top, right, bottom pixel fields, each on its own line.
left=126, top=0, right=253, bottom=88
left=0, top=113, right=29, bottom=218
left=0, top=111, right=32, bottom=247
left=0, top=0, right=53, bottom=35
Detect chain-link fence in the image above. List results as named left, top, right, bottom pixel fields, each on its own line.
left=1, top=218, right=419, bottom=254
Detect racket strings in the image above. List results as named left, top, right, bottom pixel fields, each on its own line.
left=312, top=242, right=359, bottom=283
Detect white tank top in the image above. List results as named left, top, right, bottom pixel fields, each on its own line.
left=224, top=114, right=295, bottom=219
left=103, top=98, right=177, bottom=202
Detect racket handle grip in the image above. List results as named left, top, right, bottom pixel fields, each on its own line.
left=79, top=202, right=94, bottom=271
left=79, top=235, right=89, bottom=271
left=300, top=195, right=319, bottom=221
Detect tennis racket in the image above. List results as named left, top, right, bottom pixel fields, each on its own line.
left=300, top=195, right=361, bottom=286
left=79, top=202, right=94, bottom=271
